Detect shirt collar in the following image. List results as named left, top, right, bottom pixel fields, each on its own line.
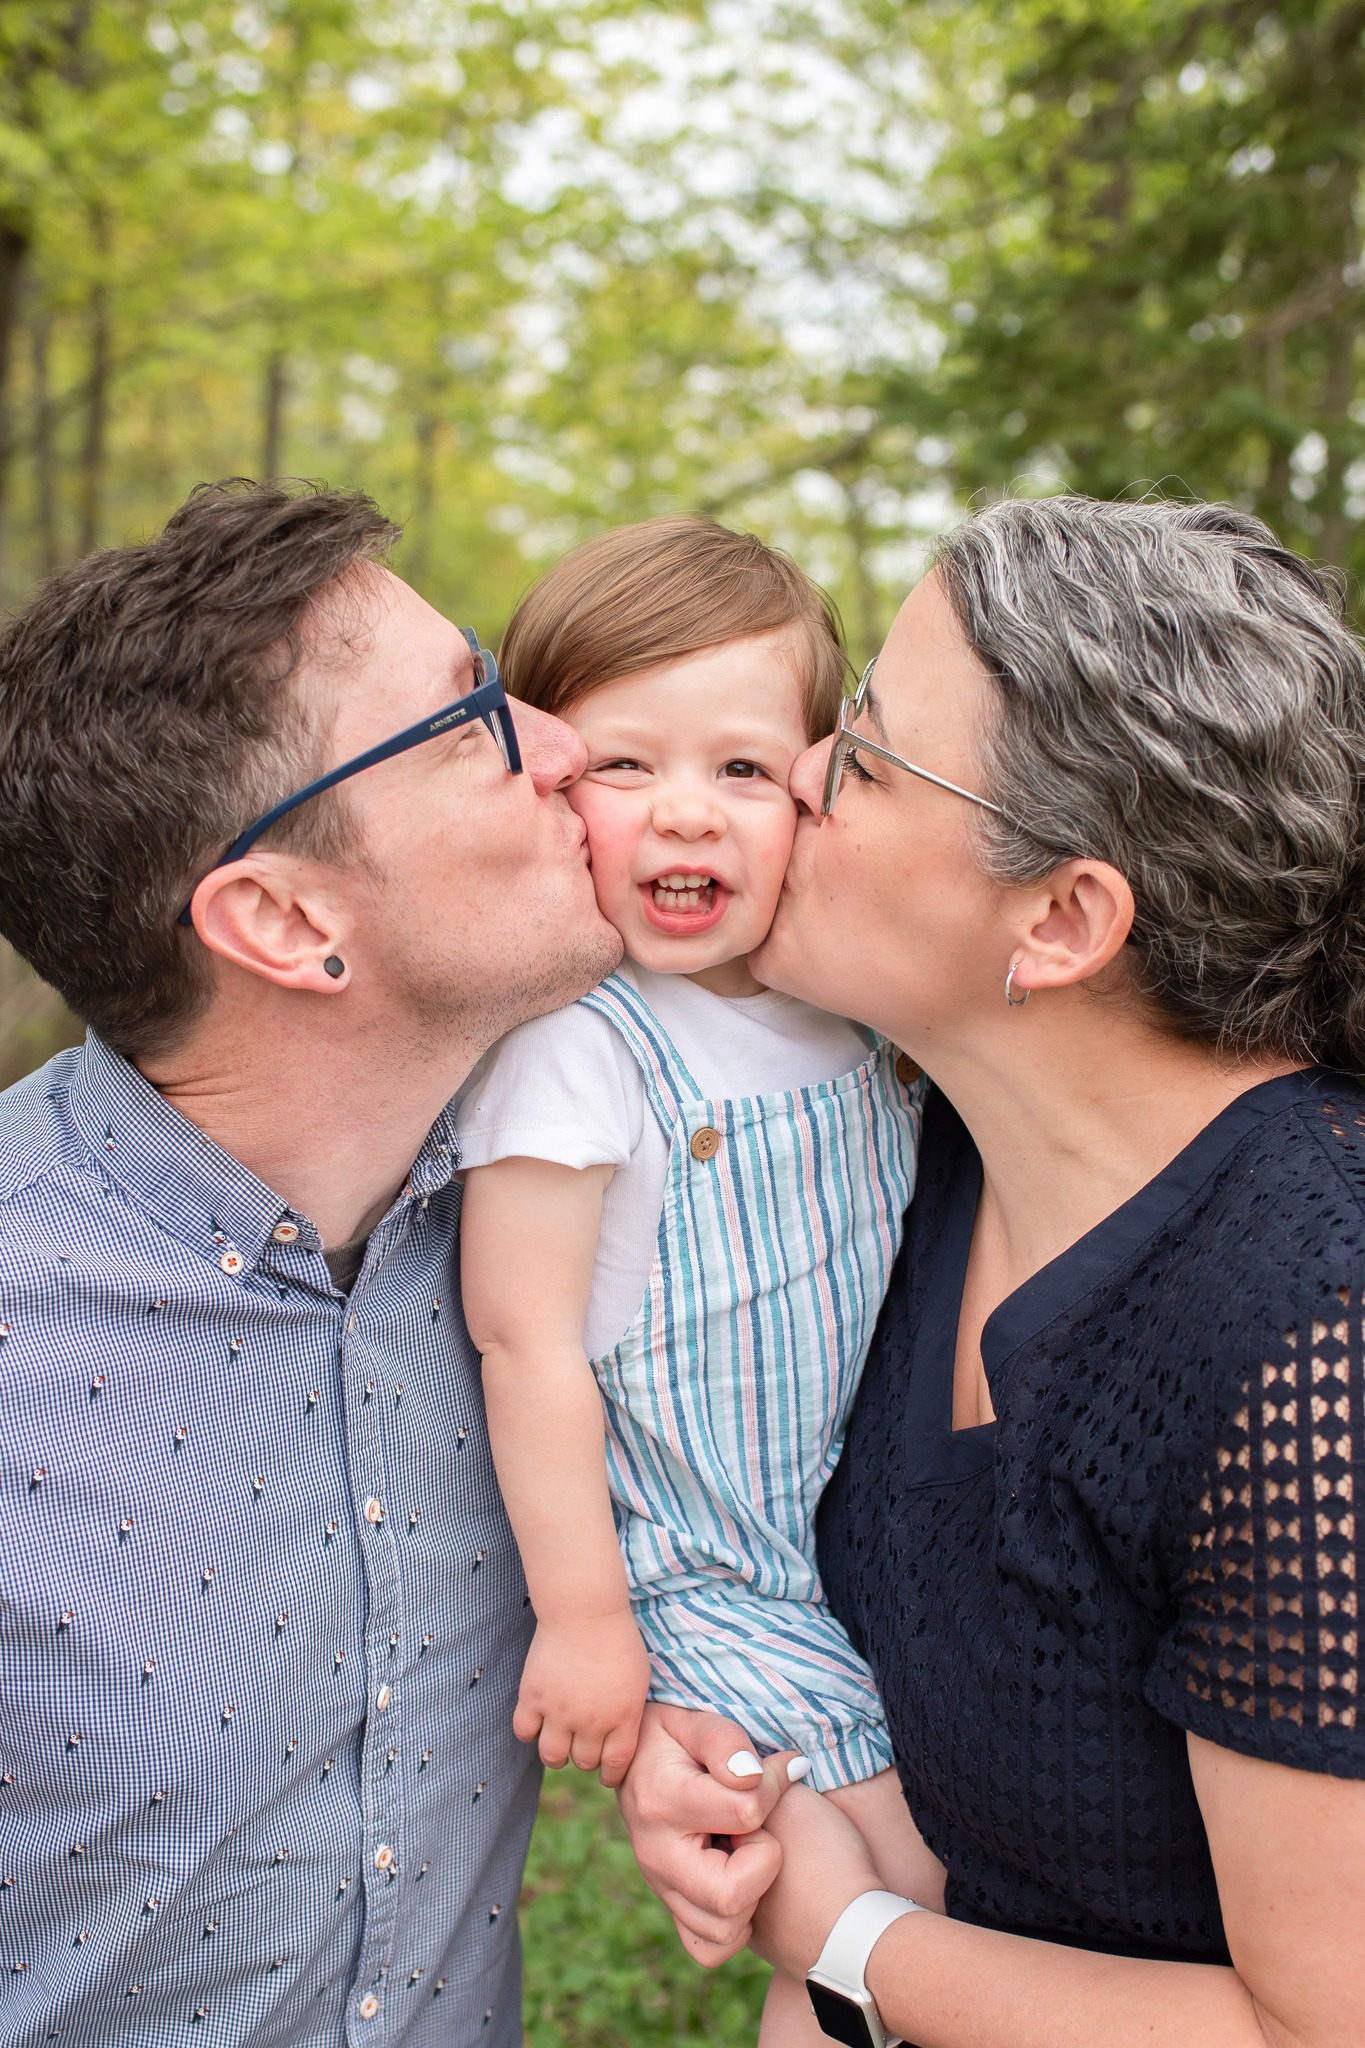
left=63, top=1034, right=461, bottom=1272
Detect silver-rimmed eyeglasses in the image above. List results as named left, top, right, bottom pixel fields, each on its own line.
left=821, top=657, right=1009, bottom=819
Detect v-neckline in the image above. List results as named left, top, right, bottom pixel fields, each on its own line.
left=906, top=1067, right=1326, bottom=1469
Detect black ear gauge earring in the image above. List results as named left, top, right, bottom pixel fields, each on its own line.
left=323, top=956, right=346, bottom=980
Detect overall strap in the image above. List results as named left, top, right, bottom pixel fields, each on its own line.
left=578, top=973, right=704, bottom=1136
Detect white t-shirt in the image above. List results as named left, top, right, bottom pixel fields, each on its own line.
left=454, top=963, right=871, bottom=1358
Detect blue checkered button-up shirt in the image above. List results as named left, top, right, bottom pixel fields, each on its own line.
left=0, top=1035, right=538, bottom=2047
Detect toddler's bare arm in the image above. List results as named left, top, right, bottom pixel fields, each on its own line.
left=461, top=1155, right=650, bottom=1785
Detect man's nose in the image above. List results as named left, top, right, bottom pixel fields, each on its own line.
left=511, top=700, right=587, bottom=795
left=790, top=737, right=831, bottom=816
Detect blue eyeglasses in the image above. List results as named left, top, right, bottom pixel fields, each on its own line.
left=178, top=628, right=521, bottom=926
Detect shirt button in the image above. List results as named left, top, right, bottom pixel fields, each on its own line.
left=357, top=1994, right=380, bottom=2019
left=894, top=1050, right=921, bottom=1086
left=374, top=1845, right=394, bottom=1871
left=364, top=1499, right=384, bottom=1524
left=689, top=1126, right=721, bottom=1162
left=271, top=1220, right=300, bottom=1244
left=375, top=1684, right=393, bottom=1711
left=219, top=1248, right=245, bottom=1274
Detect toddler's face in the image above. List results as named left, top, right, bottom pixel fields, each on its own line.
left=563, top=630, right=810, bottom=995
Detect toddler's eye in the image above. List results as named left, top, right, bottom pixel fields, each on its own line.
left=722, top=760, right=765, bottom=780
left=596, top=758, right=644, bottom=773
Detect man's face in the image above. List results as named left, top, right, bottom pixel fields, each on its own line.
left=312, top=567, right=621, bottom=1051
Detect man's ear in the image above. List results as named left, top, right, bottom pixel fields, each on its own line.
left=187, top=859, right=350, bottom=994
left=1006, top=858, right=1134, bottom=999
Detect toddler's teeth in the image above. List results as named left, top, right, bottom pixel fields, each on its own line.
left=650, top=872, right=717, bottom=911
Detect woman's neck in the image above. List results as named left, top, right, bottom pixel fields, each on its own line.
left=926, top=1002, right=1302, bottom=1288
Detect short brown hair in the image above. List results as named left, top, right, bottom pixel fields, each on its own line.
left=0, top=478, right=399, bottom=1060
left=499, top=516, right=850, bottom=742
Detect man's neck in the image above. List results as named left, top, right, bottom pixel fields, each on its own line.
left=140, top=1004, right=480, bottom=1249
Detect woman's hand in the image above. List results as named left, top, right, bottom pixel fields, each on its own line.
left=617, top=1703, right=799, bottom=1965
left=749, top=1782, right=885, bottom=1981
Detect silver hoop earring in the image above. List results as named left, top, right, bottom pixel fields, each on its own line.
left=1004, top=961, right=1030, bottom=1008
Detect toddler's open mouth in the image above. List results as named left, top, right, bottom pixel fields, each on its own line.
left=640, top=871, right=730, bottom=934
left=651, top=872, right=716, bottom=912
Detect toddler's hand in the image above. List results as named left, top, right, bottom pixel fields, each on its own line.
left=513, top=1610, right=652, bottom=1787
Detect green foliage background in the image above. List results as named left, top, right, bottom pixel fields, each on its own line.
left=1, top=3, right=1362, bottom=2035
left=522, top=1775, right=771, bottom=2044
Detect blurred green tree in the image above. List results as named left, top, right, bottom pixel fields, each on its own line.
left=801, top=0, right=1365, bottom=582
left=0, top=0, right=798, bottom=623
left=2, top=0, right=1361, bottom=1067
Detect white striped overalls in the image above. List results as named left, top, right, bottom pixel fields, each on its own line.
left=579, top=973, right=922, bottom=1789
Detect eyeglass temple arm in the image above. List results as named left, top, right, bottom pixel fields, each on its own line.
left=179, top=680, right=506, bottom=930
left=840, top=732, right=1007, bottom=815
left=219, top=683, right=507, bottom=869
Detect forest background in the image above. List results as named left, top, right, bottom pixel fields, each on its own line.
left=1, top=2, right=1362, bottom=2040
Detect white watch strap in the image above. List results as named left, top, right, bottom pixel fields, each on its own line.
left=810, top=1888, right=923, bottom=2043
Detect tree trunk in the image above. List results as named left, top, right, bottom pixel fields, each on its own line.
left=842, top=474, right=882, bottom=662
left=1312, top=163, right=1360, bottom=573
left=31, top=299, right=59, bottom=576
left=1259, top=335, right=1292, bottom=528
left=0, top=223, right=29, bottom=436
left=1316, top=308, right=1356, bottom=573
left=0, top=220, right=31, bottom=589
left=77, top=204, right=111, bottom=557
left=405, top=410, right=442, bottom=585
left=262, top=349, right=288, bottom=479
left=1301, top=2, right=1364, bottom=571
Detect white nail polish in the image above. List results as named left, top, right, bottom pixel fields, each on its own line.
left=726, top=1750, right=763, bottom=1777
left=786, top=1755, right=813, bottom=1783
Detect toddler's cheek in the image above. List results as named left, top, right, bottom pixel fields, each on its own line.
left=589, top=870, right=621, bottom=927
left=572, top=819, right=632, bottom=924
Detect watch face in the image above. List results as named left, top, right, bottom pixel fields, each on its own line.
left=805, top=1978, right=875, bottom=2047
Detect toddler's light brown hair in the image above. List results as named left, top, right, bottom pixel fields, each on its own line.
left=499, top=516, right=850, bottom=744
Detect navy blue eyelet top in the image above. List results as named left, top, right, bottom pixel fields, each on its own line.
left=817, top=1067, right=1365, bottom=1961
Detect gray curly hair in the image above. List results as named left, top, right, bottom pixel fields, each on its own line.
left=932, top=496, right=1365, bottom=1081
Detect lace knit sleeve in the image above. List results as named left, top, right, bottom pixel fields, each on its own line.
left=1146, top=1220, right=1364, bottom=1775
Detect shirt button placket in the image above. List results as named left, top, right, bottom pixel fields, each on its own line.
left=340, top=1309, right=406, bottom=2007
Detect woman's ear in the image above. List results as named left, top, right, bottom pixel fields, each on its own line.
left=1007, top=859, right=1134, bottom=998
left=188, top=859, right=350, bottom=995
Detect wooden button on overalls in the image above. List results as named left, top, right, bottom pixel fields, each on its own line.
left=689, top=1126, right=721, bottom=1161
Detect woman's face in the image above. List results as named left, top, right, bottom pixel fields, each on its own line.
left=752, top=570, right=1011, bottom=1052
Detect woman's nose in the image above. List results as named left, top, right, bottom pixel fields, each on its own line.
left=511, top=700, right=588, bottom=794
left=790, top=737, right=831, bottom=816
